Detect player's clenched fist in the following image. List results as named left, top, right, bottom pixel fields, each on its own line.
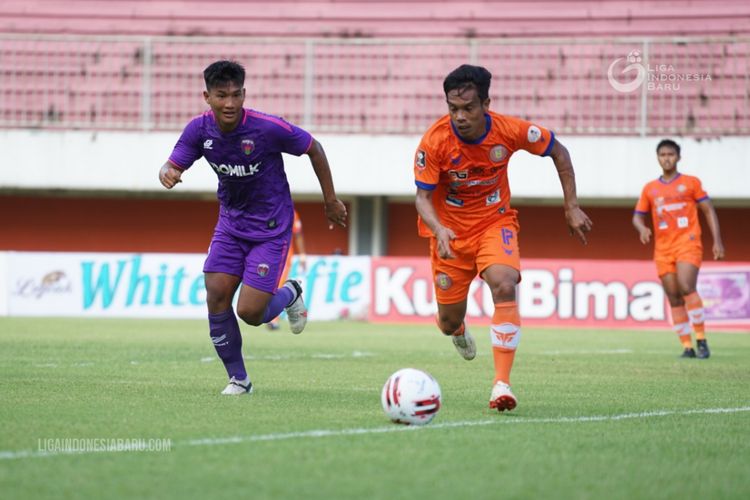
left=159, top=163, right=183, bottom=189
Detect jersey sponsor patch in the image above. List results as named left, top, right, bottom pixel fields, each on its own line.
left=485, top=189, right=500, bottom=205
left=527, top=125, right=542, bottom=143
left=446, top=195, right=464, bottom=207
left=415, top=150, right=426, bottom=169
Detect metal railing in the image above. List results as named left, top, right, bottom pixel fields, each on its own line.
left=1, top=34, right=748, bottom=136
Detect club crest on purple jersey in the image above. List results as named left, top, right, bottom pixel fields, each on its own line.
left=257, top=263, right=270, bottom=277
left=242, top=139, right=255, bottom=156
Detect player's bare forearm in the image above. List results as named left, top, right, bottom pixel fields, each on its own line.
left=632, top=213, right=652, bottom=244
left=416, top=188, right=455, bottom=258
left=307, top=139, right=347, bottom=228
left=415, top=189, right=442, bottom=235
left=699, top=200, right=725, bottom=259
left=549, top=141, right=593, bottom=243
left=158, top=162, right=183, bottom=189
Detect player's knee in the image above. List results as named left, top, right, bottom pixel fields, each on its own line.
left=436, top=314, right=462, bottom=336
left=205, top=288, right=234, bottom=312
left=667, top=295, right=684, bottom=307
left=488, top=281, right=516, bottom=303
left=678, top=283, right=696, bottom=296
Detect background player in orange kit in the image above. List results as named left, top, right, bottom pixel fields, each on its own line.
left=414, top=64, right=592, bottom=412
left=268, top=209, right=307, bottom=330
left=633, top=139, right=725, bottom=359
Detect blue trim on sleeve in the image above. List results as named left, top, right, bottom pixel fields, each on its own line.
left=416, top=181, right=437, bottom=191
left=696, top=195, right=710, bottom=203
left=633, top=210, right=649, bottom=215
left=542, top=131, right=556, bottom=157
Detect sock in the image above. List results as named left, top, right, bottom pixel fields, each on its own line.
left=261, top=285, right=295, bottom=324
left=208, top=308, right=247, bottom=380
left=670, top=305, right=693, bottom=348
left=685, top=292, right=706, bottom=340
left=490, top=302, right=521, bottom=385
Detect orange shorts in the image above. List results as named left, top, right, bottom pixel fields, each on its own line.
left=430, top=217, right=521, bottom=304
left=654, top=244, right=703, bottom=277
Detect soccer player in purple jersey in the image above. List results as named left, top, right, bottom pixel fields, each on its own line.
left=158, top=60, right=347, bottom=395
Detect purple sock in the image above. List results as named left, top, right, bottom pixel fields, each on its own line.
left=261, top=285, right=295, bottom=323
left=208, top=308, right=247, bottom=380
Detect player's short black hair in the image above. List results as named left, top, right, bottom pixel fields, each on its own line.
left=656, top=139, right=681, bottom=155
left=203, top=60, right=245, bottom=90
left=443, top=65, right=492, bottom=102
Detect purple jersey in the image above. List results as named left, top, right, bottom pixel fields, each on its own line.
left=168, top=108, right=313, bottom=240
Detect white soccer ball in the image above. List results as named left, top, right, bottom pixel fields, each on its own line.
left=381, top=368, right=442, bottom=425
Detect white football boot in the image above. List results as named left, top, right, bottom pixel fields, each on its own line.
left=451, top=324, right=476, bottom=360
left=221, top=376, right=253, bottom=395
left=283, top=280, right=308, bottom=334
left=489, top=381, right=517, bottom=412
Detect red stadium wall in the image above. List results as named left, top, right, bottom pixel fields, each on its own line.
left=0, top=195, right=349, bottom=255
left=1, top=195, right=747, bottom=261
left=387, top=202, right=749, bottom=260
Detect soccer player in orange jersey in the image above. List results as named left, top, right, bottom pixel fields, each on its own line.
left=414, top=65, right=592, bottom=412
left=268, top=209, right=307, bottom=330
left=633, top=139, right=725, bottom=359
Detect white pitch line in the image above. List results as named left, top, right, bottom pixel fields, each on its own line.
left=2, top=406, right=748, bottom=461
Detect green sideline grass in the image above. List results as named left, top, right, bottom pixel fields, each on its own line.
left=0, top=318, right=748, bottom=499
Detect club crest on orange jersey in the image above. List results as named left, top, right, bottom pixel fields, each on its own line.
left=435, top=273, right=452, bottom=290
left=242, top=139, right=255, bottom=156
left=489, top=145, right=508, bottom=163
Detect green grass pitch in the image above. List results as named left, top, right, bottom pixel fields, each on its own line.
left=0, top=317, right=748, bottom=499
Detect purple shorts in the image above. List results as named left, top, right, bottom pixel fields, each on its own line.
left=203, top=226, right=292, bottom=293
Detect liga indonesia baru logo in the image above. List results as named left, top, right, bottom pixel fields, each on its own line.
left=607, top=49, right=712, bottom=93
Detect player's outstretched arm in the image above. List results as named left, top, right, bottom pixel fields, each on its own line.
left=415, top=188, right=455, bottom=259
left=632, top=213, right=652, bottom=245
left=698, top=199, right=725, bottom=260
left=158, top=162, right=183, bottom=189
left=548, top=140, right=593, bottom=244
left=306, top=139, right=347, bottom=229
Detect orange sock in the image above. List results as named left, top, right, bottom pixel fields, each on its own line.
left=670, top=305, right=693, bottom=348
left=685, top=292, right=706, bottom=340
left=490, top=302, right=520, bottom=384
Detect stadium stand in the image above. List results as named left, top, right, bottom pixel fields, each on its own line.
left=1, top=1, right=750, bottom=38
left=1, top=1, right=749, bottom=135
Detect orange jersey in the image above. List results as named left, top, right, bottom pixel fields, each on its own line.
left=292, top=209, right=302, bottom=236
left=414, top=111, right=555, bottom=238
left=634, top=173, right=709, bottom=254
